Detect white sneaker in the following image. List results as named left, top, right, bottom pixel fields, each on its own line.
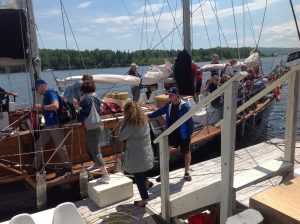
left=96, top=175, right=110, bottom=183
left=86, top=165, right=97, bottom=171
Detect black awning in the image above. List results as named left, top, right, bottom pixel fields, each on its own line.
left=0, top=9, right=28, bottom=59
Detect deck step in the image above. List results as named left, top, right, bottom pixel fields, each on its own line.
left=233, top=159, right=293, bottom=191
left=88, top=173, right=133, bottom=208
left=146, top=181, right=221, bottom=219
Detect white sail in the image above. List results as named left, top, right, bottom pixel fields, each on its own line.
left=57, top=63, right=174, bottom=85
left=200, top=52, right=260, bottom=73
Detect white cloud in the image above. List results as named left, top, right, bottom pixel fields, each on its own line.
left=38, top=31, right=69, bottom=41
left=77, top=27, right=91, bottom=32
left=94, top=16, right=131, bottom=25
left=114, top=34, right=133, bottom=40
left=260, top=20, right=299, bottom=47
left=36, top=8, right=60, bottom=19
left=105, top=28, right=122, bottom=33
left=295, top=4, right=300, bottom=13
left=77, top=1, right=92, bottom=9
left=137, top=2, right=164, bottom=14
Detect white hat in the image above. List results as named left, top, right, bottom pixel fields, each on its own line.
left=130, top=63, right=138, bottom=68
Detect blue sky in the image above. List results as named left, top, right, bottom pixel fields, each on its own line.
left=32, top=0, right=300, bottom=52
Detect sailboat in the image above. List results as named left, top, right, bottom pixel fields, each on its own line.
left=0, top=0, right=295, bottom=212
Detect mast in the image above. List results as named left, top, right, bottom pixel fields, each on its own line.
left=22, top=0, right=42, bottom=105
left=182, top=0, right=191, bottom=55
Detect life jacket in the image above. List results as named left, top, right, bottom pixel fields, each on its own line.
left=191, top=64, right=202, bottom=82
left=273, top=86, right=281, bottom=101
left=101, top=102, right=123, bottom=115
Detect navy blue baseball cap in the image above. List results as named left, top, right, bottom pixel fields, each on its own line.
left=168, top=86, right=179, bottom=95
left=35, top=79, right=47, bottom=88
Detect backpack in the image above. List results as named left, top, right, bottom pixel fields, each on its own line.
left=55, top=92, right=74, bottom=124
left=84, top=97, right=103, bottom=130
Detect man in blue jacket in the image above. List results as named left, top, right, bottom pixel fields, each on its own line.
left=148, top=87, right=194, bottom=181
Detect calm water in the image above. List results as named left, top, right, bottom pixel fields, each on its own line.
left=0, top=57, right=300, bottom=221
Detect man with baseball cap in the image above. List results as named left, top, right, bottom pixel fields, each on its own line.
left=33, top=79, right=70, bottom=173
left=148, top=86, right=194, bottom=181
left=128, top=63, right=141, bottom=102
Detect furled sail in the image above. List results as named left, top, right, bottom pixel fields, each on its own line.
left=57, top=63, right=174, bottom=85
left=200, top=52, right=261, bottom=72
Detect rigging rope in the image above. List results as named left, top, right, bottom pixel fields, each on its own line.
left=230, top=0, right=241, bottom=60
left=242, top=0, right=246, bottom=58
left=35, top=25, right=64, bottom=93
left=200, top=3, right=211, bottom=48
left=60, top=0, right=72, bottom=77
left=255, top=0, right=268, bottom=50
left=213, top=0, right=223, bottom=59
left=121, top=0, right=149, bottom=47
left=147, top=0, right=166, bottom=49
left=289, top=0, right=300, bottom=41
left=166, top=0, right=183, bottom=46
left=60, top=1, right=87, bottom=70
left=245, top=0, right=257, bottom=46
left=208, top=0, right=229, bottom=48
left=140, top=0, right=147, bottom=50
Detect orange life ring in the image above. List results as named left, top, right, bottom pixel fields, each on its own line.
left=273, top=86, right=281, bottom=101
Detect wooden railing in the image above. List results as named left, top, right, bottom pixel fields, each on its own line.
left=149, top=64, right=300, bottom=223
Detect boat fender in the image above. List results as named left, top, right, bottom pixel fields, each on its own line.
left=79, top=167, right=88, bottom=198
left=36, top=171, right=47, bottom=210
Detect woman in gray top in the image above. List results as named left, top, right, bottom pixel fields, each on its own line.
left=74, top=79, right=109, bottom=183
left=119, top=101, right=154, bottom=207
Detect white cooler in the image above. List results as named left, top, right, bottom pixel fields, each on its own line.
left=88, top=173, right=133, bottom=208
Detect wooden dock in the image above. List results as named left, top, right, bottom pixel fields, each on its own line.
left=74, top=138, right=300, bottom=223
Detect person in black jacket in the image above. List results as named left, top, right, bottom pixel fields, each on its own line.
left=0, top=87, right=17, bottom=112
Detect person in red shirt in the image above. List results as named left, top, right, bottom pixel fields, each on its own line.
left=191, top=62, right=202, bottom=102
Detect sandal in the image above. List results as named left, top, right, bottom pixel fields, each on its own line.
left=146, top=181, right=154, bottom=190
left=134, top=200, right=148, bottom=207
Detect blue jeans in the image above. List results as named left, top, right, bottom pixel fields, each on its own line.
left=134, top=172, right=149, bottom=200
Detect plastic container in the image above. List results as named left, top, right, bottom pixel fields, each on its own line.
left=9, top=102, right=16, bottom=112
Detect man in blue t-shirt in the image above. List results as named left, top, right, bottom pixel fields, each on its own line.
left=33, top=79, right=70, bottom=173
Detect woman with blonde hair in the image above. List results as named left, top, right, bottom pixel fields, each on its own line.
left=119, top=101, right=154, bottom=207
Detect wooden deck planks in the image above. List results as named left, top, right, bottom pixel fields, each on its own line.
left=75, top=139, right=300, bottom=223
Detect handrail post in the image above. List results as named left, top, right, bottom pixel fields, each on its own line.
left=220, top=81, right=238, bottom=223
left=159, top=135, right=170, bottom=222
left=284, top=70, right=300, bottom=166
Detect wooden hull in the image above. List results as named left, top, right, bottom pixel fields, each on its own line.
left=0, top=97, right=274, bottom=188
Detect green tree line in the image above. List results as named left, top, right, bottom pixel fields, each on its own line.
left=39, top=47, right=260, bottom=70
left=1, top=47, right=262, bottom=73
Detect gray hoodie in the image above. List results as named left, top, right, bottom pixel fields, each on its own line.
left=119, top=123, right=154, bottom=174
